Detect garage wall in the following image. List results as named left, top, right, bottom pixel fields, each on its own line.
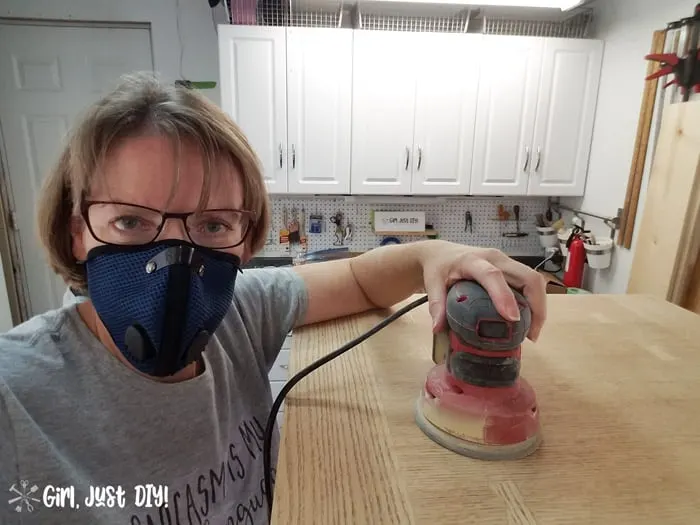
left=563, top=0, right=699, bottom=293
left=0, top=0, right=223, bottom=327
left=1, top=0, right=222, bottom=103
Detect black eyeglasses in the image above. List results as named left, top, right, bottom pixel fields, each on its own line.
left=81, top=201, right=255, bottom=249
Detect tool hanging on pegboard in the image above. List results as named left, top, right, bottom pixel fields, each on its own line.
left=645, top=3, right=700, bottom=101
left=464, top=211, right=473, bottom=233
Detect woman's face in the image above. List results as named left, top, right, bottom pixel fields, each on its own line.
left=72, top=133, right=249, bottom=262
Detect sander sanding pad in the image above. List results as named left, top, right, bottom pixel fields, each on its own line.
left=414, top=363, right=543, bottom=461
left=415, top=395, right=542, bottom=460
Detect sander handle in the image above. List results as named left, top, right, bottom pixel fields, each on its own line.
left=445, top=280, right=532, bottom=352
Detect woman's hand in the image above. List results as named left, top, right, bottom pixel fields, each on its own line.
left=420, top=241, right=547, bottom=341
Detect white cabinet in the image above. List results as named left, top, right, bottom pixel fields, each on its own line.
left=350, top=31, right=480, bottom=195
left=350, top=31, right=416, bottom=195
left=470, top=35, right=603, bottom=197
left=219, top=27, right=602, bottom=198
left=269, top=332, right=292, bottom=429
left=528, top=38, right=603, bottom=196
left=219, top=26, right=288, bottom=193
left=286, top=28, right=353, bottom=194
left=471, top=36, right=543, bottom=196
left=411, top=33, right=481, bottom=195
left=219, top=26, right=353, bottom=194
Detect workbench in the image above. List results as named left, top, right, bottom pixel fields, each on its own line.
left=273, top=294, right=700, bottom=524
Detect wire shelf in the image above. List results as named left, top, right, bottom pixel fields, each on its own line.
left=226, top=0, right=594, bottom=37
left=482, top=10, right=593, bottom=38
left=358, top=13, right=471, bottom=33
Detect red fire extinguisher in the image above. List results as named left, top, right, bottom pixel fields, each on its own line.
left=563, top=227, right=586, bottom=288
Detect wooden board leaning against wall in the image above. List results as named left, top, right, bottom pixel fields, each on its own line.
left=627, top=99, right=700, bottom=315
left=619, top=19, right=698, bottom=250
left=618, top=30, right=667, bottom=249
left=686, top=257, right=700, bottom=313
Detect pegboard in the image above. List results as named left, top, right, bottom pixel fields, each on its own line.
left=260, top=196, right=551, bottom=257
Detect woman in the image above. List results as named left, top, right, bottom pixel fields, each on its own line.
left=0, top=73, right=546, bottom=525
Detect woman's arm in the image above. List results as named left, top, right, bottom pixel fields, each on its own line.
left=293, top=240, right=547, bottom=342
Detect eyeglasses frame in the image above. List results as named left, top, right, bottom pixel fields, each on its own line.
left=80, top=200, right=256, bottom=249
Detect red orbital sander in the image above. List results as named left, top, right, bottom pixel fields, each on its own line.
left=415, top=280, right=542, bottom=460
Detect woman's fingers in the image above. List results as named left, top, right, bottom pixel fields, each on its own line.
left=478, top=251, right=548, bottom=341
left=454, top=255, right=520, bottom=322
left=424, top=270, right=448, bottom=332
left=423, top=246, right=547, bottom=341
left=522, top=273, right=547, bottom=341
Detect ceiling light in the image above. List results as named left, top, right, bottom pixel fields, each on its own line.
left=559, top=0, right=586, bottom=9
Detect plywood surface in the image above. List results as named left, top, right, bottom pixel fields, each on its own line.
left=273, top=294, right=700, bottom=524
left=627, top=100, right=700, bottom=301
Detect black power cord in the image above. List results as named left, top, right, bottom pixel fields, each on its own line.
left=263, top=295, right=429, bottom=521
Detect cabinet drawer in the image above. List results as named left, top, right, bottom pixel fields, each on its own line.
left=269, top=350, right=290, bottom=381
left=270, top=380, right=286, bottom=410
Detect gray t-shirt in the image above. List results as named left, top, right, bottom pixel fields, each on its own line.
left=0, top=267, right=307, bottom=525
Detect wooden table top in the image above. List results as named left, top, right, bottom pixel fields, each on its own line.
left=272, top=294, right=700, bottom=524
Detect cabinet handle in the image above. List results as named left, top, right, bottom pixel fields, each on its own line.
left=292, top=144, right=296, bottom=169
left=279, top=144, right=283, bottom=168
left=523, top=147, right=530, bottom=172
left=417, top=147, right=423, bottom=170
left=405, top=147, right=410, bottom=171
left=280, top=364, right=288, bottom=370
left=535, top=147, right=542, bottom=171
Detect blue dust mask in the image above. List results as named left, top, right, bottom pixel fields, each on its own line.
left=84, top=239, right=241, bottom=377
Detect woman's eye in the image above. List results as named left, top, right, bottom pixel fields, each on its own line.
left=203, top=222, right=229, bottom=234
left=114, top=216, right=148, bottom=230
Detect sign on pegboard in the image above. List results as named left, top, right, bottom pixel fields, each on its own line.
left=373, top=211, right=426, bottom=233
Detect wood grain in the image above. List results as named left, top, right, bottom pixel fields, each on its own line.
left=682, top=251, right=700, bottom=313
left=627, top=100, right=700, bottom=302
left=669, top=155, right=700, bottom=305
left=619, top=30, right=667, bottom=248
left=273, top=295, right=700, bottom=524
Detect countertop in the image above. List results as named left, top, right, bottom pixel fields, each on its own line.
left=246, top=253, right=552, bottom=270
left=273, top=294, right=700, bottom=524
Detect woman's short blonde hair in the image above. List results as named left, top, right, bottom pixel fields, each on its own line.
left=36, top=72, right=270, bottom=292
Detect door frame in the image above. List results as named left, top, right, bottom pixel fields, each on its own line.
left=0, top=123, right=25, bottom=325
left=0, top=18, right=154, bottom=324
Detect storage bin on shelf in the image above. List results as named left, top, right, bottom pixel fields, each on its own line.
left=557, top=228, right=573, bottom=256
left=584, top=238, right=614, bottom=269
left=536, top=226, right=558, bottom=248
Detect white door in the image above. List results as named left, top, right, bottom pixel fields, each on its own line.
left=411, top=33, right=481, bottom=195
left=0, top=22, right=153, bottom=317
left=286, top=27, right=352, bottom=194
left=528, top=38, right=604, bottom=196
left=350, top=30, right=417, bottom=195
left=219, top=26, right=288, bottom=193
left=470, top=35, right=543, bottom=196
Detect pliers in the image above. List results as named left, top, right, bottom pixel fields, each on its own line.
left=645, top=50, right=700, bottom=94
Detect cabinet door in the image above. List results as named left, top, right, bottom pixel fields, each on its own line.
left=411, top=33, right=481, bottom=195
left=528, top=38, right=604, bottom=196
left=219, top=26, right=288, bottom=193
left=287, top=28, right=352, bottom=194
left=470, top=36, right=543, bottom=195
left=350, top=30, right=417, bottom=195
